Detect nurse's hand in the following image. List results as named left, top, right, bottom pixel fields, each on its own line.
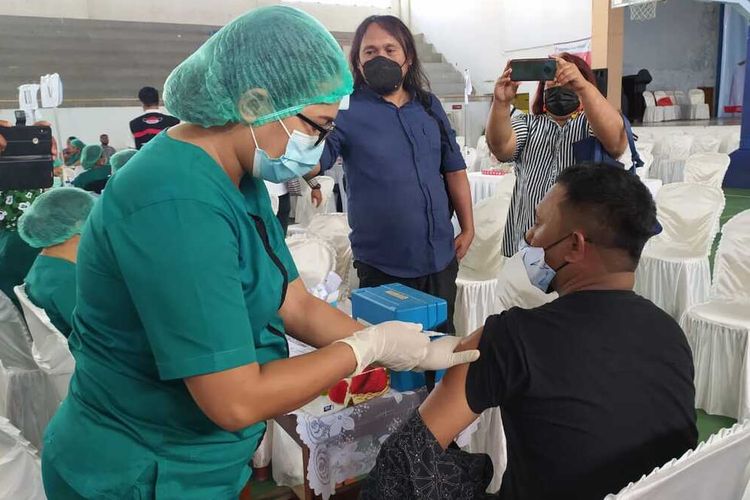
left=336, top=321, right=430, bottom=375
left=414, top=335, right=480, bottom=371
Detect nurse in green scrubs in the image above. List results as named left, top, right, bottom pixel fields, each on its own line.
left=63, top=138, right=84, bottom=167
left=72, top=145, right=110, bottom=192
left=41, top=7, right=478, bottom=499
left=18, top=188, right=95, bottom=337
left=109, top=148, right=137, bottom=174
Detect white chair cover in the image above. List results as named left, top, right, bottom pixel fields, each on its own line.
left=634, top=184, right=725, bottom=321
left=605, top=420, right=750, bottom=500
left=637, top=152, right=655, bottom=181
left=665, top=91, right=682, bottom=120
left=681, top=210, right=750, bottom=419
left=251, top=421, right=274, bottom=469
left=642, top=91, right=665, bottom=123
left=462, top=147, right=477, bottom=170
left=673, top=90, right=692, bottom=120
left=690, top=135, right=722, bottom=155
left=688, top=89, right=711, bottom=120
left=294, top=176, right=336, bottom=226
left=651, top=134, right=695, bottom=184
left=684, top=153, right=731, bottom=189
left=636, top=141, right=654, bottom=156
left=306, top=213, right=354, bottom=299
left=14, top=285, right=74, bottom=403
left=653, top=91, right=678, bottom=121
left=285, top=237, right=337, bottom=291
left=722, top=132, right=741, bottom=154
left=0, top=292, right=58, bottom=450
left=0, top=417, right=45, bottom=500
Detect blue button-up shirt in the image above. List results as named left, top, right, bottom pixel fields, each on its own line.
left=320, top=87, right=465, bottom=278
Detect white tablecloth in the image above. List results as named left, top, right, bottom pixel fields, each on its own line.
left=468, top=172, right=511, bottom=205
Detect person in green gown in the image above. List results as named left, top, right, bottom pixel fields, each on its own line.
left=71, top=145, right=110, bottom=193
left=18, top=188, right=95, bottom=337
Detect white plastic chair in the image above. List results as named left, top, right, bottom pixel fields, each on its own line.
left=285, top=236, right=337, bottom=291
left=634, top=183, right=725, bottom=321
left=455, top=173, right=515, bottom=337
left=306, top=213, right=354, bottom=299
left=294, top=176, right=336, bottom=227
left=0, top=417, right=45, bottom=500
left=605, top=420, right=750, bottom=500
left=681, top=210, right=750, bottom=420
left=651, top=134, right=695, bottom=184
left=690, top=135, right=722, bottom=155
left=14, top=285, right=75, bottom=403
left=654, top=91, right=678, bottom=121
left=642, top=91, right=664, bottom=123
left=684, top=153, right=731, bottom=189
left=689, top=89, right=711, bottom=120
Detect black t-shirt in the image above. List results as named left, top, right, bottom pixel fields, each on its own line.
left=129, top=112, right=180, bottom=149
left=466, top=290, right=697, bottom=500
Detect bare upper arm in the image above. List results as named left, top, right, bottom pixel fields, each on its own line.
left=418, top=328, right=483, bottom=449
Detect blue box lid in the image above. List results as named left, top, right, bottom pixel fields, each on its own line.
left=351, top=283, right=447, bottom=330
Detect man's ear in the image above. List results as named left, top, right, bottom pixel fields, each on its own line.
left=566, top=231, right=588, bottom=264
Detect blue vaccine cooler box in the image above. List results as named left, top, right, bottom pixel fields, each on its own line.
left=351, top=284, right=448, bottom=391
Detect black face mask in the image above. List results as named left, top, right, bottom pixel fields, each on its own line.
left=544, top=86, right=580, bottom=117
left=362, top=56, right=404, bottom=96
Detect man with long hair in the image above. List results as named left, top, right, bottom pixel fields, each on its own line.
left=318, top=15, right=474, bottom=334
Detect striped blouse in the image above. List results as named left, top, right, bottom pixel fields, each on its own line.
left=502, top=112, right=593, bottom=257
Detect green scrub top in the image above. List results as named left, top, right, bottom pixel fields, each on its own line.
left=0, top=229, right=41, bottom=309
left=71, top=166, right=110, bottom=191
left=42, top=132, right=298, bottom=499
left=24, top=255, right=76, bottom=337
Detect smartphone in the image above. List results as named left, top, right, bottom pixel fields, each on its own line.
left=510, top=59, right=557, bottom=82
left=0, top=124, right=54, bottom=190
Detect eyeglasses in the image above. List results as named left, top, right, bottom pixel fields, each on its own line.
left=296, top=113, right=335, bottom=146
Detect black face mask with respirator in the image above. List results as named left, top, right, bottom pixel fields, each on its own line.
left=544, top=86, right=580, bottom=117
left=362, top=56, right=404, bottom=95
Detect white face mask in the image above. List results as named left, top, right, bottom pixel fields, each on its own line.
left=250, top=120, right=325, bottom=184
left=517, top=234, right=571, bottom=293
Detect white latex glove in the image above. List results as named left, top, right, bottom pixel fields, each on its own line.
left=413, top=335, right=480, bottom=371
left=336, top=321, right=429, bottom=375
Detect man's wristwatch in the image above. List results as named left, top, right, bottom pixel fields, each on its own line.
left=306, top=178, right=321, bottom=190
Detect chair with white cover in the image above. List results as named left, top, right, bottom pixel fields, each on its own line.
left=650, top=134, right=695, bottom=184
left=653, top=91, right=678, bottom=121
left=636, top=141, right=654, bottom=157
left=0, top=292, right=57, bottom=450
left=683, top=153, right=731, bottom=189
left=688, top=89, right=711, bottom=120
left=674, top=90, right=692, bottom=120
left=605, top=420, right=750, bottom=500
left=454, top=174, right=515, bottom=336
left=294, top=176, right=335, bottom=227
left=642, top=91, right=664, bottom=123
left=462, top=147, right=478, bottom=171
left=681, top=210, right=750, bottom=420
left=634, top=184, right=725, bottom=321
left=690, top=135, right=722, bottom=155
left=637, top=151, right=655, bottom=180
left=306, top=213, right=354, bottom=299
left=665, top=91, right=682, bottom=120
left=722, top=132, right=741, bottom=154
left=285, top=236, right=337, bottom=291
left=15, top=285, right=74, bottom=404
left=0, top=417, right=45, bottom=500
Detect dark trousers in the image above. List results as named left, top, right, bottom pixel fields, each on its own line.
left=355, top=258, right=458, bottom=334
left=276, top=193, right=291, bottom=236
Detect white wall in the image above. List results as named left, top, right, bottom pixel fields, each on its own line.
left=623, top=0, right=720, bottom=91
left=1, top=107, right=149, bottom=152
left=0, top=0, right=399, bottom=32
left=409, top=0, right=592, bottom=96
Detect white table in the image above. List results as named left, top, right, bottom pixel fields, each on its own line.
left=468, top=172, right=512, bottom=205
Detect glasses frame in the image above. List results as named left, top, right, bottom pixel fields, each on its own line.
left=296, top=113, right=335, bottom=146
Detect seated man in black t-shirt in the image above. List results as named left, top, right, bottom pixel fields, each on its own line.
left=363, top=164, right=698, bottom=500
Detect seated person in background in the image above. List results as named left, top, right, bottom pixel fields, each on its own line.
left=18, top=188, right=95, bottom=337
left=109, top=148, right=137, bottom=174
left=73, top=145, right=111, bottom=193
left=364, top=164, right=698, bottom=500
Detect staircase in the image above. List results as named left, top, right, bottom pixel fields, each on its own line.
left=0, top=15, right=466, bottom=108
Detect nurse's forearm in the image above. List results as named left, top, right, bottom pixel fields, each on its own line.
left=281, top=279, right=363, bottom=347
left=185, top=343, right=357, bottom=432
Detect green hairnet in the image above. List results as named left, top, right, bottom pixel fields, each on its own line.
left=163, top=6, right=353, bottom=127
left=110, top=149, right=137, bottom=172
left=18, top=187, right=95, bottom=248
left=81, top=145, right=103, bottom=171
left=70, top=138, right=85, bottom=150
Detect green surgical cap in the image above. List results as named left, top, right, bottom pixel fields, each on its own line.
left=163, top=6, right=353, bottom=127
left=70, top=138, right=85, bottom=150
left=18, top=187, right=95, bottom=248
left=110, top=149, right=137, bottom=173
left=81, top=145, right=103, bottom=171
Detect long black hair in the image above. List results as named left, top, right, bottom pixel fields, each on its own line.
left=350, top=15, right=431, bottom=104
